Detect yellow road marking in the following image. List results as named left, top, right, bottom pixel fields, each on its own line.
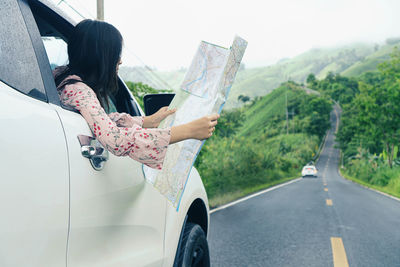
left=331, top=237, right=349, bottom=267
left=324, top=183, right=327, bottom=186
left=324, top=188, right=328, bottom=192
left=326, top=199, right=333, bottom=206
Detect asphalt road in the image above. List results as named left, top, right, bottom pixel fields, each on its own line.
left=208, top=105, right=400, bottom=267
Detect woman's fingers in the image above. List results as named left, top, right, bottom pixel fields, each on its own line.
left=161, top=107, right=176, bottom=116
left=157, top=107, right=176, bottom=120
left=208, top=114, right=220, bottom=121
left=177, top=113, right=220, bottom=140
left=209, top=120, right=218, bottom=127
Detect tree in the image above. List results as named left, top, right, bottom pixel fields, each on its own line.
left=373, top=48, right=400, bottom=167
left=300, top=97, right=332, bottom=138
left=344, top=48, right=400, bottom=167
left=306, top=73, right=316, bottom=87
left=238, top=95, right=250, bottom=103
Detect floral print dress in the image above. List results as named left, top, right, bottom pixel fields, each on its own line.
left=55, top=72, right=171, bottom=170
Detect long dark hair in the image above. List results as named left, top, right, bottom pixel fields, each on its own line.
left=55, top=19, right=123, bottom=111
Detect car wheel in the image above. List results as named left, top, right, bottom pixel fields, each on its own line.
left=174, top=222, right=210, bottom=267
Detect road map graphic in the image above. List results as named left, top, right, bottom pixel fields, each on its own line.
left=143, top=36, right=247, bottom=210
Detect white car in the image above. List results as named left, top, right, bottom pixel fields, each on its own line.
left=301, top=165, right=318, bottom=178
left=0, top=1, right=210, bottom=266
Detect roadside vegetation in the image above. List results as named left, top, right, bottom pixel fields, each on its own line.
left=308, top=48, right=400, bottom=199
left=195, top=82, right=332, bottom=207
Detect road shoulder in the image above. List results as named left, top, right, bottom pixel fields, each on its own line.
left=338, top=166, right=400, bottom=203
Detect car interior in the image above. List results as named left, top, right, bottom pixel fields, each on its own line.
left=29, top=0, right=141, bottom=116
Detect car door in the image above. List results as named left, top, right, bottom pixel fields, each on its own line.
left=55, top=107, right=167, bottom=267
left=0, top=1, right=69, bottom=266
left=28, top=1, right=168, bottom=266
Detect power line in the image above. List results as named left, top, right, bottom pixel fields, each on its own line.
left=129, top=66, right=165, bottom=89
left=56, top=0, right=86, bottom=19
left=123, top=46, right=173, bottom=90
left=66, top=0, right=97, bottom=19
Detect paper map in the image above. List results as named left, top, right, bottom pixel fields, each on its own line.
left=143, top=36, right=247, bottom=210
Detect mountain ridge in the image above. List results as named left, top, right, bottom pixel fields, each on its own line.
left=119, top=39, right=400, bottom=109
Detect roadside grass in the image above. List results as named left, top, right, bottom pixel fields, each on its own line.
left=208, top=175, right=299, bottom=208
left=197, top=133, right=318, bottom=208
left=340, top=168, right=400, bottom=200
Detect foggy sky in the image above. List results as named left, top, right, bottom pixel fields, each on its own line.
left=52, top=0, right=400, bottom=70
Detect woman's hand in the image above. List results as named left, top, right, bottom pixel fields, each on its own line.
left=170, top=114, right=219, bottom=144
left=186, top=114, right=219, bottom=140
left=143, top=106, right=177, bottom=128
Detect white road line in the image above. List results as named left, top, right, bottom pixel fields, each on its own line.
left=338, top=169, right=400, bottom=203
left=210, top=178, right=302, bottom=214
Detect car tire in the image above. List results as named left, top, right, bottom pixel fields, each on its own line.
left=174, top=222, right=210, bottom=267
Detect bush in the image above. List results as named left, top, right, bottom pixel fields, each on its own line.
left=195, top=133, right=319, bottom=202
left=345, top=158, right=400, bottom=190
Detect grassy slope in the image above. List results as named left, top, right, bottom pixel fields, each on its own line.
left=198, top=84, right=321, bottom=207
left=341, top=42, right=400, bottom=76
left=237, top=87, right=286, bottom=137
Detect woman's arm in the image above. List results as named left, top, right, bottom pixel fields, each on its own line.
left=60, top=82, right=171, bottom=169
left=109, top=107, right=218, bottom=143
left=108, top=107, right=176, bottom=128
left=108, top=112, right=144, bottom=127
left=59, top=82, right=218, bottom=169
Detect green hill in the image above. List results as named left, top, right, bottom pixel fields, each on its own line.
left=225, top=40, right=399, bottom=109
left=225, top=43, right=374, bottom=109
left=341, top=42, right=399, bottom=76
left=120, top=38, right=400, bottom=110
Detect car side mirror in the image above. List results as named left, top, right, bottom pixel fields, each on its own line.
left=143, top=93, right=175, bottom=116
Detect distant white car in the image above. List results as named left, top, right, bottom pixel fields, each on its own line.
left=302, top=165, right=318, bottom=177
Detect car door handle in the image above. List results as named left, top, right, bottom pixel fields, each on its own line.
left=81, top=145, right=108, bottom=160
left=77, top=135, right=109, bottom=170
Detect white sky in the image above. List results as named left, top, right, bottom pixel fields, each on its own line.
left=53, top=0, right=400, bottom=71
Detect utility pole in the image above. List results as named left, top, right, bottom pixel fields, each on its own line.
left=97, top=0, right=104, bottom=20
left=286, top=91, right=289, bottom=135
left=290, top=109, right=295, bottom=133
left=285, top=90, right=295, bottom=135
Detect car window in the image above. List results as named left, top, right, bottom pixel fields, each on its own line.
left=0, top=0, right=47, bottom=102
left=42, top=36, right=68, bottom=70
left=40, top=36, right=121, bottom=113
